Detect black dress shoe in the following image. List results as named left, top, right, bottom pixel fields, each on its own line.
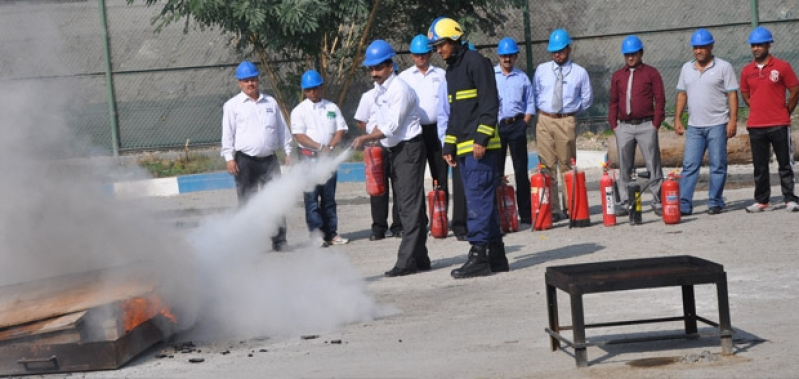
left=416, top=262, right=431, bottom=271
left=384, top=267, right=416, bottom=277
left=392, top=230, right=404, bottom=238
left=272, top=242, right=288, bottom=252
left=680, top=210, right=692, bottom=216
left=369, top=233, right=385, bottom=241
left=707, top=206, right=723, bottom=215
left=455, top=234, right=468, bottom=241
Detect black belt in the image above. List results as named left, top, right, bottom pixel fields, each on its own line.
left=620, top=116, right=654, bottom=125
left=500, top=113, right=525, bottom=124
left=386, top=134, right=422, bottom=152
left=539, top=110, right=576, bottom=118
left=235, top=151, right=274, bottom=161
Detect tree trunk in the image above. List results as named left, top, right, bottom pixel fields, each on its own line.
left=606, top=127, right=799, bottom=168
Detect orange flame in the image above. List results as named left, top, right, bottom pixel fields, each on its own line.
left=121, top=295, right=178, bottom=332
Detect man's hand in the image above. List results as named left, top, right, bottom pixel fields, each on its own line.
left=226, top=160, right=239, bottom=176
left=351, top=136, right=369, bottom=149
left=284, top=155, right=291, bottom=166
left=444, top=154, right=456, bottom=167
left=726, top=120, right=737, bottom=138
left=674, top=118, right=685, bottom=136
left=473, top=143, right=486, bottom=160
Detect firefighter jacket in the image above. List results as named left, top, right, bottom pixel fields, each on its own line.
left=443, top=46, right=500, bottom=157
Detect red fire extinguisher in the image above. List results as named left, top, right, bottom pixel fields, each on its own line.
left=363, top=143, right=386, bottom=196
left=661, top=170, right=681, bottom=225
left=599, top=165, right=617, bottom=227
left=564, top=158, right=591, bottom=228
left=530, top=165, right=552, bottom=231
left=497, top=176, right=519, bottom=233
left=428, top=180, right=449, bottom=238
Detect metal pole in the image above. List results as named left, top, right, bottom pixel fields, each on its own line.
left=751, top=0, right=759, bottom=27
left=523, top=0, right=534, bottom=80
left=99, top=0, right=120, bottom=156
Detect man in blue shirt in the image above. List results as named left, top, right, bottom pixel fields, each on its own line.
left=533, top=29, right=593, bottom=221
left=495, top=37, right=535, bottom=226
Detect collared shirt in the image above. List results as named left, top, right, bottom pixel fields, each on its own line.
left=399, top=64, right=446, bottom=125
left=494, top=65, right=536, bottom=120
left=740, top=55, right=799, bottom=127
left=290, top=98, right=348, bottom=149
left=372, top=74, right=422, bottom=148
left=436, top=77, right=449, bottom=147
left=221, top=91, right=292, bottom=161
left=677, top=57, right=739, bottom=127
left=533, top=60, right=593, bottom=114
left=608, top=63, right=666, bottom=129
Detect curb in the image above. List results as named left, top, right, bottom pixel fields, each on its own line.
left=109, top=151, right=608, bottom=198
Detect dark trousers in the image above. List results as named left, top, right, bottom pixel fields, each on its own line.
left=370, top=146, right=402, bottom=235
left=303, top=171, right=339, bottom=242
left=460, top=150, right=502, bottom=245
left=749, top=126, right=799, bottom=204
left=234, top=152, right=286, bottom=244
left=451, top=164, right=468, bottom=237
left=499, top=119, right=532, bottom=223
left=422, top=124, right=450, bottom=204
left=389, top=137, right=429, bottom=269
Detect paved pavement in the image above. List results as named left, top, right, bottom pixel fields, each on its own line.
left=34, top=162, right=799, bottom=379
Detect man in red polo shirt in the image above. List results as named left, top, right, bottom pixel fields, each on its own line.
left=740, top=26, right=799, bottom=213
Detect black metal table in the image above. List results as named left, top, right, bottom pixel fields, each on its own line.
left=545, top=255, right=733, bottom=367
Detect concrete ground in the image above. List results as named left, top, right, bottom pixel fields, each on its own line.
left=39, top=164, right=799, bottom=379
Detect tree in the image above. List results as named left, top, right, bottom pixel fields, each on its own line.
left=129, top=0, right=517, bottom=120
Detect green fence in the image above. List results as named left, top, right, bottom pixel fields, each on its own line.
left=1, top=0, right=797, bottom=154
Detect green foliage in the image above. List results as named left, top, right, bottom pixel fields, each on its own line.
left=129, top=0, right=517, bottom=117
left=139, top=153, right=227, bottom=178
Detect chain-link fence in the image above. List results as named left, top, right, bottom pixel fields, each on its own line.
left=2, top=0, right=798, bottom=154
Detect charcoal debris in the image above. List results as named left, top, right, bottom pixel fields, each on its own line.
left=188, top=358, right=205, bottom=363
left=330, top=339, right=342, bottom=344
left=301, top=335, right=320, bottom=340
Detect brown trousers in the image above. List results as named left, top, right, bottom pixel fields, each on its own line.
left=535, top=114, right=576, bottom=213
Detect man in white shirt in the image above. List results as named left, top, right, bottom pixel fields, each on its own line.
left=352, top=40, right=430, bottom=277
left=221, top=61, right=293, bottom=251
left=354, top=89, right=403, bottom=241
left=290, top=70, right=349, bottom=247
left=399, top=34, right=449, bottom=210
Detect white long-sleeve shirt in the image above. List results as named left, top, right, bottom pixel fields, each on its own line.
left=221, top=92, right=292, bottom=161
left=371, top=74, right=422, bottom=148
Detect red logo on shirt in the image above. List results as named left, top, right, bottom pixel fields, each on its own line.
left=770, top=70, right=780, bottom=83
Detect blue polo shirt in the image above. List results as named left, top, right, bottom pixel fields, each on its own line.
left=676, top=57, right=739, bottom=127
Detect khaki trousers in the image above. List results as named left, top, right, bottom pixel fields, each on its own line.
left=535, top=114, right=576, bottom=213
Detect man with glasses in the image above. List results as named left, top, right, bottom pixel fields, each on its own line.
left=494, top=36, right=535, bottom=227
left=674, top=28, right=738, bottom=216
left=608, top=35, right=666, bottom=218
left=739, top=26, right=799, bottom=213
left=221, top=61, right=293, bottom=251
left=533, top=28, right=593, bottom=221
left=352, top=40, right=430, bottom=277
left=399, top=35, right=450, bottom=227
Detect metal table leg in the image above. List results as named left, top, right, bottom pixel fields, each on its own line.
left=682, top=284, right=698, bottom=336
left=546, top=284, right=560, bottom=351
left=570, top=293, right=587, bottom=367
left=717, top=275, right=734, bottom=355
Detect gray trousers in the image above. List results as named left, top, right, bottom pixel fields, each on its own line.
left=389, top=137, right=429, bottom=270
left=614, top=121, right=663, bottom=206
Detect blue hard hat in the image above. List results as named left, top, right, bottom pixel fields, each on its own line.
left=235, top=61, right=259, bottom=80
left=410, top=35, right=431, bottom=54
left=466, top=41, right=476, bottom=51
left=748, top=26, right=773, bottom=44
left=300, top=70, right=323, bottom=89
left=621, top=35, right=644, bottom=54
left=547, top=28, right=572, bottom=52
left=690, top=28, right=715, bottom=46
left=497, top=37, right=519, bottom=55
left=363, top=39, right=396, bottom=67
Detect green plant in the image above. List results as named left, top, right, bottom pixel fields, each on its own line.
left=138, top=153, right=227, bottom=178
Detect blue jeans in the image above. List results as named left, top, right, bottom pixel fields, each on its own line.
left=304, top=173, right=338, bottom=241
left=679, top=124, right=727, bottom=213
left=460, top=150, right=502, bottom=245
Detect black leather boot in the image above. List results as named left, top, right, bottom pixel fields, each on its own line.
left=488, top=241, right=509, bottom=273
left=451, top=245, right=491, bottom=279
